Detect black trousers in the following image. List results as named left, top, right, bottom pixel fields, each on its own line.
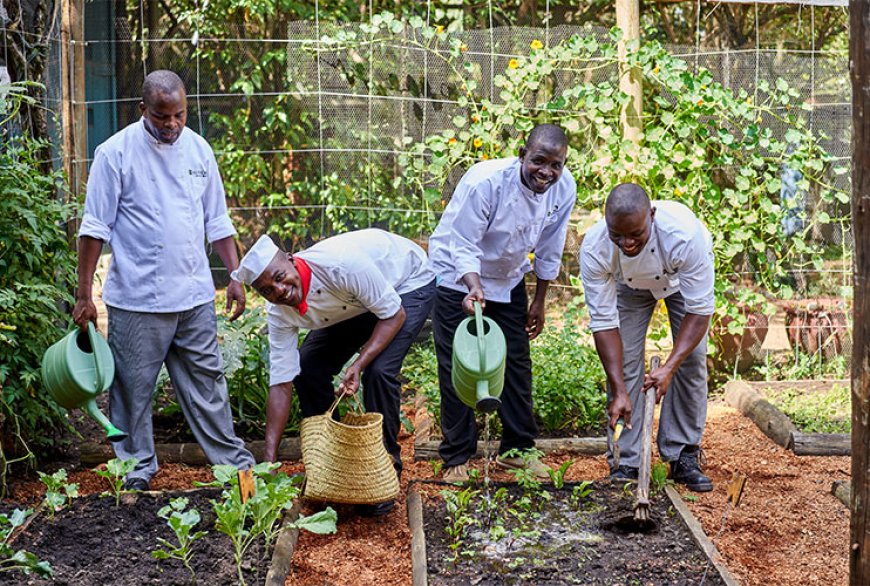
left=293, top=280, right=436, bottom=474
left=432, top=283, right=537, bottom=467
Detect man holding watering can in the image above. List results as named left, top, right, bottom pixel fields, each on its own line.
left=428, top=124, right=576, bottom=483
left=579, top=183, right=715, bottom=492
left=73, top=70, right=254, bottom=491
left=232, top=229, right=436, bottom=516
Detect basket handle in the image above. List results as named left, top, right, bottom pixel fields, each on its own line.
left=325, top=390, right=365, bottom=418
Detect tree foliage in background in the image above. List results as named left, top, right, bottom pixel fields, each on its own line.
left=0, top=81, right=75, bottom=493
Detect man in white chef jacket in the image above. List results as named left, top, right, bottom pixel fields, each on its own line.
left=579, top=182, right=715, bottom=492
left=232, top=229, right=436, bottom=515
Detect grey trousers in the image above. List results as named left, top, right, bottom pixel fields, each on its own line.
left=107, top=302, right=254, bottom=482
left=607, top=285, right=709, bottom=469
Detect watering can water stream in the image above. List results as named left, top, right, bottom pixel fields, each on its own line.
left=451, top=301, right=506, bottom=413
left=41, top=322, right=127, bottom=442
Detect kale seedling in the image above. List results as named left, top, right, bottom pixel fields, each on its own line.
left=37, top=469, right=78, bottom=519
left=547, top=459, right=574, bottom=489
left=93, top=458, right=139, bottom=507
left=153, top=497, right=207, bottom=584
left=0, top=509, right=52, bottom=578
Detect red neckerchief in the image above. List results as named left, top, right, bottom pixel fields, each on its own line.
left=293, top=257, right=312, bottom=316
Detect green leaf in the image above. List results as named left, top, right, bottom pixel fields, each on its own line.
left=293, top=507, right=338, bottom=534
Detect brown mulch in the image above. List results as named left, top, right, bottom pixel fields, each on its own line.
left=3, top=400, right=849, bottom=586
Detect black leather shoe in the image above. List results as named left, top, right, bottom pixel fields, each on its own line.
left=669, top=447, right=713, bottom=492
left=123, top=477, right=150, bottom=491
left=356, top=500, right=395, bottom=517
left=609, top=465, right=639, bottom=481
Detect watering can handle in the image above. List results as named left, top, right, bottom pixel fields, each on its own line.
left=86, top=322, right=103, bottom=392
left=473, top=301, right=486, bottom=375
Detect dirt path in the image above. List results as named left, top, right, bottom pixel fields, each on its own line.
left=4, top=399, right=849, bottom=585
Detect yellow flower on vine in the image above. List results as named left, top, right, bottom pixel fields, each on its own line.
left=473, top=138, right=483, bottom=148
left=652, top=66, right=660, bottom=74
left=448, top=137, right=457, bottom=144
left=435, top=25, right=444, bottom=35
left=481, top=154, right=489, bottom=160
left=508, top=59, right=519, bottom=69
left=674, top=187, right=683, bottom=197
left=460, top=44, right=468, bottom=53
left=530, top=39, right=543, bottom=50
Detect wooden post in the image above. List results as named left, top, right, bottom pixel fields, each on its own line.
left=850, top=0, right=870, bottom=582
left=615, top=0, right=642, bottom=148
left=60, top=0, right=88, bottom=220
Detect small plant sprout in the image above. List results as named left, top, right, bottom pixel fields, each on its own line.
left=547, top=460, right=574, bottom=489
left=37, top=469, right=78, bottom=519
left=570, top=480, right=595, bottom=509
left=650, top=461, right=670, bottom=494
left=430, top=459, right=443, bottom=477
left=207, top=463, right=336, bottom=586
left=441, top=487, right=480, bottom=564
left=0, top=509, right=52, bottom=578
left=93, top=458, right=139, bottom=507
left=153, top=497, right=207, bottom=584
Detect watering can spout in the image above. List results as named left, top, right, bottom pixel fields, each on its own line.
left=475, top=379, right=501, bottom=413
left=41, top=322, right=128, bottom=443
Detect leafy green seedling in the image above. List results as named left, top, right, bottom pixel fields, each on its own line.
left=429, top=459, right=443, bottom=477
left=569, top=481, right=595, bottom=509
left=93, top=458, right=139, bottom=507
left=650, top=461, right=671, bottom=494
left=37, top=469, right=78, bottom=519
left=208, top=462, right=336, bottom=586
left=547, top=459, right=574, bottom=489
left=682, top=493, right=699, bottom=503
left=153, top=497, right=207, bottom=584
left=0, top=508, right=52, bottom=578
left=441, top=487, right=479, bottom=565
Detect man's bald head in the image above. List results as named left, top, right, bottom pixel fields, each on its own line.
left=142, top=70, right=186, bottom=107
left=526, top=124, right=568, bottom=151
left=605, top=183, right=651, bottom=222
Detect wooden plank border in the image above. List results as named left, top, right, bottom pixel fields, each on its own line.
left=407, top=488, right=428, bottom=586
left=265, top=500, right=303, bottom=586
left=665, top=485, right=742, bottom=586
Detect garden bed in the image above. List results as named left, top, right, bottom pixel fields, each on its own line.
left=0, top=488, right=281, bottom=586
left=412, top=481, right=735, bottom=586
left=724, top=380, right=850, bottom=456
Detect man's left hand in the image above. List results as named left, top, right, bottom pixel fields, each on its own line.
left=642, top=362, right=675, bottom=402
left=226, top=279, right=246, bottom=321
left=525, top=298, right=546, bottom=340
left=337, top=363, right=361, bottom=397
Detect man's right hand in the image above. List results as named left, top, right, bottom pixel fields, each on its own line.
left=461, top=286, right=486, bottom=315
left=607, top=391, right=632, bottom=430
left=72, top=297, right=98, bottom=330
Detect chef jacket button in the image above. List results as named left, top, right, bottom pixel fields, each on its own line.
left=317, top=290, right=322, bottom=295
left=651, top=248, right=655, bottom=253
left=324, top=318, right=328, bottom=322
left=627, top=278, right=632, bottom=282
left=342, top=306, right=346, bottom=310
left=663, top=288, right=667, bottom=292
left=655, top=276, right=660, bottom=280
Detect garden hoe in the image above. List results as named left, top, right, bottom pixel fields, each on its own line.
left=633, top=355, right=661, bottom=527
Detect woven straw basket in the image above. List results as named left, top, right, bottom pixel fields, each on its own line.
left=300, top=395, right=399, bottom=505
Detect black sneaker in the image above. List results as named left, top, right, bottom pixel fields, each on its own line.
left=123, top=477, right=150, bottom=491
left=609, top=466, right=639, bottom=482
left=669, top=447, right=713, bottom=492
left=355, top=499, right=395, bottom=517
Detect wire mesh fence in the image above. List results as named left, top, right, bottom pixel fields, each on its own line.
left=4, top=0, right=853, bottom=378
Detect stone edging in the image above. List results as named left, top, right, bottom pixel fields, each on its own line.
left=723, top=379, right=850, bottom=456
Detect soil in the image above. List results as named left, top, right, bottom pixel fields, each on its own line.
left=0, top=488, right=273, bottom=586
left=1, top=398, right=850, bottom=586
left=423, top=482, right=725, bottom=586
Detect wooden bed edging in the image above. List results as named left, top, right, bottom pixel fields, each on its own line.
left=664, top=485, right=742, bottom=586
left=79, top=437, right=302, bottom=466
left=724, top=380, right=851, bottom=456
left=407, top=488, right=428, bottom=586
left=265, top=500, right=303, bottom=586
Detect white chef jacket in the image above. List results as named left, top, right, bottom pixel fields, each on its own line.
left=79, top=119, right=236, bottom=313
left=427, top=157, right=576, bottom=303
left=580, top=200, right=715, bottom=333
left=267, top=229, right=434, bottom=386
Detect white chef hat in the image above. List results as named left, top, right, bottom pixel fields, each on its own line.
left=231, top=235, right=280, bottom=285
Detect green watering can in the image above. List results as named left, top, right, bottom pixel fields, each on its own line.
left=41, top=322, right=127, bottom=442
left=451, top=302, right=506, bottom=413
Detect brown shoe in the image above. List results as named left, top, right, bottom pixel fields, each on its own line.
left=496, top=455, right=552, bottom=481
left=442, top=463, right=469, bottom=483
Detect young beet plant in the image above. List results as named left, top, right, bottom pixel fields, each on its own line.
left=93, top=457, right=139, bottom=507
left=37, top=469, right=79, bottom=519
left=204, top=463, right=337, bottom=586
left=0, top=509, right=52, bottom=579
left=153, top=497, right=207, bottom=585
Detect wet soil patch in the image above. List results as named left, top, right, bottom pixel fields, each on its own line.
left=0, top=488, right=273, bottom=586
left=423, top=482, right=725, bottom=586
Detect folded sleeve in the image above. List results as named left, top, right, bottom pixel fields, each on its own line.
left=201, top=149, right=237, bottom=243
left=579, top=235, right=620, bottom=332
left=78, top=146, right=119, bottom=242
left=268, top=312, right=301, bottom=386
